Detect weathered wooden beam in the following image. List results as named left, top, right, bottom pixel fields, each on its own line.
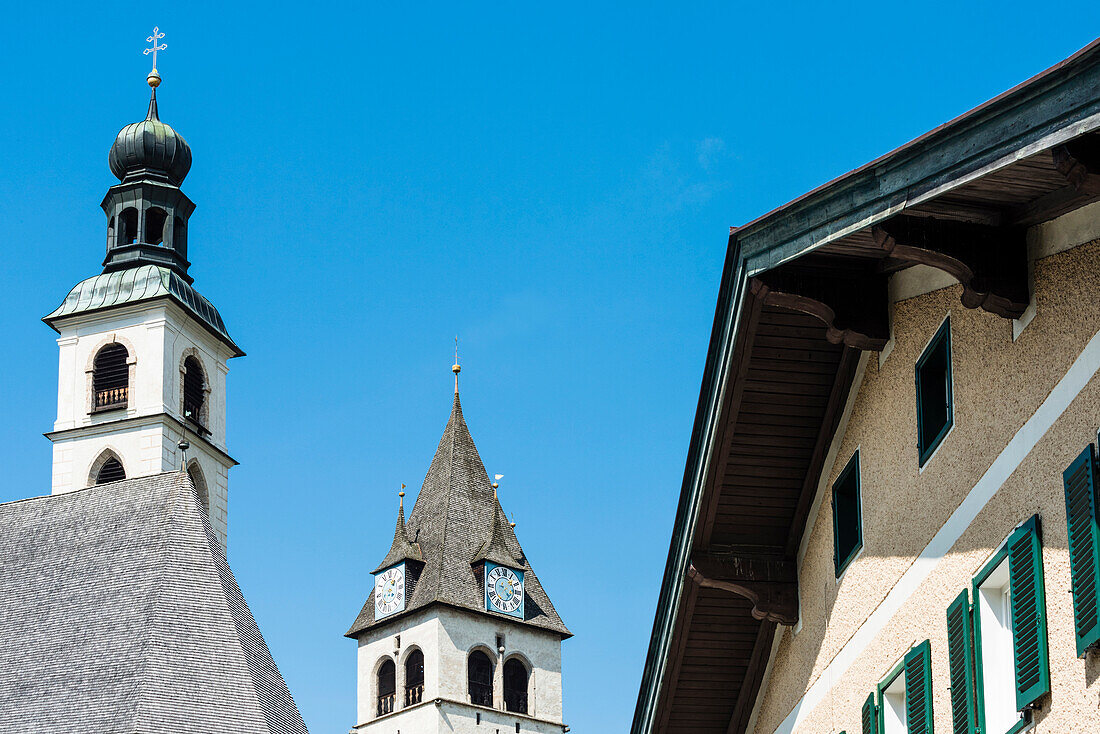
left=1011, top=134, right=1100, bottom=225
left=751, top=259, right=890, bottom=351
left=688, top=552, right=798, bottom=625
left=872, top=215, right=1029, bottom=318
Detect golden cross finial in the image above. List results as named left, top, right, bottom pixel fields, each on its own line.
left=144, top=27, right=167, bottom=88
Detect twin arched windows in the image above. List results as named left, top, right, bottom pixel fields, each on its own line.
left=92, top=343, right=129, bottom=412
left=376, top=649, right=426, bottom=718
left=373, top=648, right=530, bottom=718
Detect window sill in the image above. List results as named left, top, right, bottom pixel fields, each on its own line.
left=91, top=404, right=127, bottom=415
left=1003, top=713, right=1034, bottom=734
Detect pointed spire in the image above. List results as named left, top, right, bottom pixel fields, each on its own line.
left=472, top=500, right=523, bottom=567
left=372, top=485, right=423, bottom=573
left=146, top=87, right=160, bottom=121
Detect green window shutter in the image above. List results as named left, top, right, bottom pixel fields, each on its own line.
left=862, top=691, right=880, bottom=734
left=945, top=589, right=976, bottom=734
left=1063, top=444, right=1100, bottom=657
left=1008, top=515, right=1050, bottom=710
left=904, top=640, right=933, bottom=734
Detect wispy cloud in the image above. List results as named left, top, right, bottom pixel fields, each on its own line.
left=696, top=137, right=727, bottom=171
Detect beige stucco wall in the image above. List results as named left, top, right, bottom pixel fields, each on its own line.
left=750, top=236, right=1100, bottom=733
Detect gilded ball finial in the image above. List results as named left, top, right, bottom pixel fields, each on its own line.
left=147, top=69, right=162, bottom=88
left=452, top=363, right=461, bottom=374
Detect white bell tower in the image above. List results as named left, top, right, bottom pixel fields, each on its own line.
left=43, top=67, right=242, bottom=551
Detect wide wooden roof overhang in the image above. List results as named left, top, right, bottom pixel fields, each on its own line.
left=632, top=38, right=1100, bottom=734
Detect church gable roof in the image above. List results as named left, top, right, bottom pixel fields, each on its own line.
left=0, top=473, right=309, bottom=734
left=347, top=394, right=570, bottom=638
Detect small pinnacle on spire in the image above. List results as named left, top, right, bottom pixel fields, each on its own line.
left=510, top=513, right=516, bottom=529
left=492, top=474, right=502, bottom=499
left=452, top=336, right=461, bottom=394
left=399, top=484, right=406, bottom=511
left=143, top=26, right=167, bottom=89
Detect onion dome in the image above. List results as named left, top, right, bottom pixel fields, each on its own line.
left=108, top=89, right=192, bottom=185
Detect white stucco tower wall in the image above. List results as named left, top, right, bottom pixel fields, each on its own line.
left=46, top=296, right=238, bottom=550
left=353, top=606, right=565, bottom=734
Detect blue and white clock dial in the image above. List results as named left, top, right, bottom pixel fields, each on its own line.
left=485, top=562, right=524, bottom=618
left=375, top=563, right=406, bottom=618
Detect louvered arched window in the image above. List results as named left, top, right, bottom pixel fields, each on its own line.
left=504, top=658, right=529, bottom=714
left=183, top=356, right=206, bottom=426
left=404, top=649, right=424, bottom=706
left=376, top=659, right=395, bottom=717
left=95, top=456, right=126, bottom=484
left=92, top=343, right=129, bottom=412
left=468, top=651, right=493, bottom=707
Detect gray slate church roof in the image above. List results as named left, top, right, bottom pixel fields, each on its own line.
left=0, top=472, right=309, bottom=734
left=347, top=394, right=570, bottom=638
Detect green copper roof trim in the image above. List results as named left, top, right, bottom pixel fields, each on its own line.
left=44, top=265, right=243, bottom=356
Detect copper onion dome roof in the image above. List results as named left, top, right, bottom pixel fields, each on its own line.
left=108, top=90, right=192, bottom=185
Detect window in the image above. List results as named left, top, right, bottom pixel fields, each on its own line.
left=468, top=651, right=493, bottom=707
left=376, top=659, right=395, bottom=717
left=92, top=343, right=129, bottom=412
left=860, top=641, right=932, bottom=734
left=945, top=515, right=1049, bottom=734
left=404, top=649, right=424, bottom=707
left=504, top=658, right=529, bottom=714
left=173, top=216, right=187, bottom=256
left=145, top=207, right=168, bottom=245
left=183, top=356, right=206, bottom=426
left=832, top=451, right=863, bottom=577
left=118, top=207, right=138, bottom=245
left=915, top=318, right=952, bottom=466
left=95, top=456, right=126, bottom=484
left=1062, top=444, right=1100, bottom=656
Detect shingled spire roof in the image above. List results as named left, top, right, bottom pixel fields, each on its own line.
left=372, top=495, right=423, bottom=573
left=0, top=473, right=308, bottom=733
left=347, top=393, right=570, bottom=638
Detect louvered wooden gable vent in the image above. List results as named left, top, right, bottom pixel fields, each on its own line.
left=96, top=458, right=126, bottom=484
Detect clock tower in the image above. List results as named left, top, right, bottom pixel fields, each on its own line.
left=346, top=379, right=571, bottom=733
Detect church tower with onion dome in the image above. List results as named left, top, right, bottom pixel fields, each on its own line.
left=43, top=42, right=242, bottom=551
left=346, top=365, right=571, bottom=734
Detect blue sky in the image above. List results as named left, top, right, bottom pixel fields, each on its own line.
left=1, top=4, right=1098, bottom=732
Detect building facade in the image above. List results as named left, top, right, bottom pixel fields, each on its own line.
left=346, top=387, right=571, bottom=734
left=634, top=40, right=1100, bottom=734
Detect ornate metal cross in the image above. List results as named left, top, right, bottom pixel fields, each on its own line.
left=144, top=27, right=167, bottom=69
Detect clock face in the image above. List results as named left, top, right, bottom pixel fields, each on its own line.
left=374, top=563, right=406, bottom=618
left=485, top=562, right=524, bottom=618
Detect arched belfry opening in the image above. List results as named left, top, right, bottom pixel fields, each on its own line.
left=376, top=659, right=395, bottom=717
left=404, top=649, right=424, bottom=707
left=92, top=343, right=129, bottom=412
left=118, top=207, right=138, bottom=246
left=504, top=658, right=529, bottom=714
left=182, top=355, right=206, bottom=427
left=89, top=450, right=126, bottom=486
left=467, top=650, right=493, bottom=707
left=145, top=207, right=168, bottom=245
